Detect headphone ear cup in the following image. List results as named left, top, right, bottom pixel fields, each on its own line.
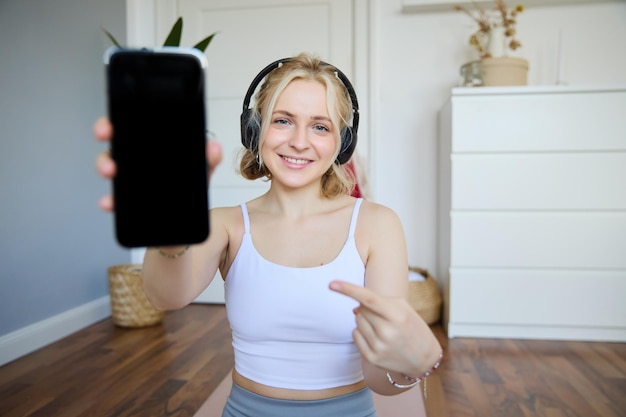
left=336, top=128, right=356, bottom=165
left=336, top=108, right=359, bottom=165
left=240, top=108, right=259, bottom=151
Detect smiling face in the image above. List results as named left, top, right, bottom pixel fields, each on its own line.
left=259, top=79, right=339, bottom=190
left=238, top=53, right=356, bottom=198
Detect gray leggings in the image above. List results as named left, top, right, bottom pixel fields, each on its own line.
left=221, top=383, right=378, bottom=417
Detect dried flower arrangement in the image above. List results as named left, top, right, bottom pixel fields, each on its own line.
left=455, top=0, right=523, bottom=59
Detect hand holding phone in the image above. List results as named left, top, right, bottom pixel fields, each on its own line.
left=104, top=47, right=211, bottom=248
left=94, top=120, right=223, bottom=209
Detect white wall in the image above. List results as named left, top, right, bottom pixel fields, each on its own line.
left=371, top=1, right=626, bottom=272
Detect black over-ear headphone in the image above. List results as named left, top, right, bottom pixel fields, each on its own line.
left=240, top=57, right=359, bottom=165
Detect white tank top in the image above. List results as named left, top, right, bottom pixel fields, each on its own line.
left=224, top=198, right=365, bottom=390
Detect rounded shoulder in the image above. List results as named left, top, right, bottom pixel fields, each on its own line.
left=354, top=200, right=407, bottom=275
left=210, top=205, right=245, bottom=235
left=358, top=199, right=403, bottom=230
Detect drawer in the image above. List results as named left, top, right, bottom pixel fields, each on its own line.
left=451, top=153, right=626, bottom=210
left=450, top=212, right=626, bottom=269
left=449, top=268, right=626, bottom=328
left=450, top=90, right=626, bottom=152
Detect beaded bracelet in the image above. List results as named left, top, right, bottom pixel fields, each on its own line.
left=156, top=245, right=190, bottom=259
left=386, top=350, right=443, bottom=398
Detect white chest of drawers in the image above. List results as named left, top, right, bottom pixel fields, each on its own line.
left=437, top=85, right=626, bottom=341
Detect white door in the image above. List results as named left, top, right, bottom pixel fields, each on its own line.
left=128, top=0, right=363, bottom=303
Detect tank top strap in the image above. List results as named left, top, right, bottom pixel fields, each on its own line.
left=348, top=198, right=363, bottom=237
left=240, top=203, right=250, bottom=234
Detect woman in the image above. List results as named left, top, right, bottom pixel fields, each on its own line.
left=95, top=53, right=442, bottom=417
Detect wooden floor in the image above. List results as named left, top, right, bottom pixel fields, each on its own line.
left=0, top=305, right=234, bottom=417
left=1, top=304, right=624, bottom=417
left=426, top=326, right=626, bottom=417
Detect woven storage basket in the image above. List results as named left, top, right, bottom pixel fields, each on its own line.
left=108, top=264, right=164, bottom=328
left=408, top=266, right=442, bottom=325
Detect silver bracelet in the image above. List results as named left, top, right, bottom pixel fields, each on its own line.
left=386, top=371, right=420, bottom=389
left=386, top=350, right=443, bottom=396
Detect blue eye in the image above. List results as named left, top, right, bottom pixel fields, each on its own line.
left=274, top=118, right=289, bottom=125
left=314, top=124, right=330, bottom=132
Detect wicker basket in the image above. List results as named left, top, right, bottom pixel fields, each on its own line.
left=107, top=264, right=164, bottom=328
left=408, top=266, right=442, bottom=325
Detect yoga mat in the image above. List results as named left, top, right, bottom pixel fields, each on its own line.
left=193, top=371, right=427, bottom=417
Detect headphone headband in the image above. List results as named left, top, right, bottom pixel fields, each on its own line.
left=240, top=57, right=359, bottom=165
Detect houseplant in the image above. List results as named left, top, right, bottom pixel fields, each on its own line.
left=103, top=16, right=217, bottom=52
left=455, top=0, right=528, bottom=86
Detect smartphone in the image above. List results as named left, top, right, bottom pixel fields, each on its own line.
left=105, top=47, right=210, bottom=248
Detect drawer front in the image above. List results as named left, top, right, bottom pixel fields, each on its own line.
left=450, top=212, right=626, bottom=269
left=449, top=268, right=626, bottom=327
left=451, top=90, right=626, bottom=152
left=451, top=153, right=626, bottom=210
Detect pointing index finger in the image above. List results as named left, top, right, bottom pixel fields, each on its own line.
left=329, top=281, right=385, bottom=315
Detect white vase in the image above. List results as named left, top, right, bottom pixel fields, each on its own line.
left=479, top=57, right=529, bottom=86
left=487, top=26, right=506, bottom=58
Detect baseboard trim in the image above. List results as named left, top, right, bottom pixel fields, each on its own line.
left=448, top=322, right=626, bottom=342
left=0, top=296, right=111, bottom=366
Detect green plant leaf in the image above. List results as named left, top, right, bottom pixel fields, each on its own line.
left=101, top=26, right=122, bottom=48
left=163, top=17, right=183, bottom=46
left=193, top=32, right=218, bottom=52
left=101, top=17, right=216, bottom=51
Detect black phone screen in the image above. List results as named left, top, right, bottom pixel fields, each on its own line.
left=107, top=49, right=209, bottom=248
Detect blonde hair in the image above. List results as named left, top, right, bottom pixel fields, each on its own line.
left=239, top=53, right=355, bottom=198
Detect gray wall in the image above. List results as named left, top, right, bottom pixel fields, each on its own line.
left=0, top=0, right=128, bottom=336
